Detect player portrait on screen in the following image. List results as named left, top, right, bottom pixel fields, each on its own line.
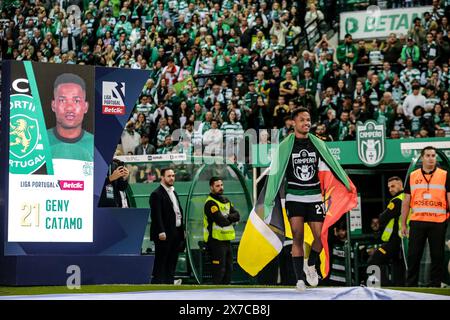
left=47, top=73, right=94, bottom=163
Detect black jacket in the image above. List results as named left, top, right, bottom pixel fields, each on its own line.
left=150, top=185, right=184, bottom=241
left=134, top=143, right=155, bottom=155
left=98, top=161, right=129, bottom=207
left=204, top=193, right=240, bottom=242
left=379, top=190, right=404, bottom=244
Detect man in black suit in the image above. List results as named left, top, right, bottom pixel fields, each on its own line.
left=150, top=168, right=185, bottom=284
left=339, top=62, right=357, bottom=93
left=134, top=133, right=155, bottom=155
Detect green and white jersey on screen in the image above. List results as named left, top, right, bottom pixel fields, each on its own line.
left=47, top=128, right=94, bottom=162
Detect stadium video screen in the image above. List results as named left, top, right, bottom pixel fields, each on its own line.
left=7, top=61, right=95, bottom=242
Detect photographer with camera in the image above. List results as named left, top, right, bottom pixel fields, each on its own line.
left=98, top=158, right=130, bottom=208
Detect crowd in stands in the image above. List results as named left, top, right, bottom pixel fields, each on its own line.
left=1, top=0, right=450, bottom=168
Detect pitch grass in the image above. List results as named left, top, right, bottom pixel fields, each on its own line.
left=0, top=285, right=449, bottom=297
left=386, top=287, right=450, bottom=296
left=0, top=284, right=254, bottom=296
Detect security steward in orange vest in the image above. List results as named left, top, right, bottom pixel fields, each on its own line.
left=368, top=176, right=405, bottom=286
left=401, top=146, right=450, bottom=287
left=203, top=177, right=240, bottom=284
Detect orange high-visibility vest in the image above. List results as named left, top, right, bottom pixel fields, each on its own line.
left=409, top=167, right=449, bottom=223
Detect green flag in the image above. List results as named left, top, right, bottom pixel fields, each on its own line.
left=173, top=76, right=196, bottom=96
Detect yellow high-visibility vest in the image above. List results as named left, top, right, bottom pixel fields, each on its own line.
left=381, top=193, right=406, bottom=242
left=203, top=195, right=236, bottom=242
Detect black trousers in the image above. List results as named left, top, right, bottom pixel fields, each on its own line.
left=407, top=221, right=447, bottom=287
left=208, top=238, right=233, bottom=285
left=367, top=240, right=405, bottom=286
left=152, top=228, right=183, bottom=284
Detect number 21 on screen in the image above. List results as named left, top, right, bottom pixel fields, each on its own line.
left=20, top=203, right=40, bottom=227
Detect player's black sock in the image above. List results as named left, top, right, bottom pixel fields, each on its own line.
left=308, top=249, right=320, bottom=267
left=292, top=256, right=305, bottom=281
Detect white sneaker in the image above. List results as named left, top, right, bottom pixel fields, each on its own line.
left=295, top=280, right=306, bottom=292
left=174, top=279, right=182, bottom=285
left=304, top=264, right=319, bottom=287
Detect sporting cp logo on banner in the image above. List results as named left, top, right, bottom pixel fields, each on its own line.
left=356, top=120, right=385, bottom=167
left=102, top=81, right=126, bottom=115
left=9, top=94, right=46, bottom=174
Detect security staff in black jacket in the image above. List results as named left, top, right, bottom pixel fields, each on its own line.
left=203, top=177, right=240, bottom=284
left=150, top=168, right=185, bottom=284
left=368, top=176, right=405, bottom=286
left=98, top=158, right=130, bottom=207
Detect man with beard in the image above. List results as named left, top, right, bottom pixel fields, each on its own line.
left=203, top=177, right=241, bottom=284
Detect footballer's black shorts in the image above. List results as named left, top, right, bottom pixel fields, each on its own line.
left=286, top=201, right=326, bottom=222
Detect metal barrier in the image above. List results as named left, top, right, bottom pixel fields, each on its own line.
left=353, top=61, right=429, bottom=76
left=122, top=156, right=254, bottom=284
left=287, top=17, right=335, bottom=53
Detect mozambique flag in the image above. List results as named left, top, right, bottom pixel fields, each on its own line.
left=238, top=133, right=357, bottom=277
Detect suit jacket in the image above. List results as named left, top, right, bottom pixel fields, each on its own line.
left=339, top=72, right=356, bottom=93
left=150, top=185, right=184, bottom=241
left=59, top=35, right=76, bottom=53
left=30, top=37, right=42, bottom=50
left=298, top=58, right=314, bottom=79
left=134, top=48, right=151, bottom=61
left=134, top=143, right=155, bottom=155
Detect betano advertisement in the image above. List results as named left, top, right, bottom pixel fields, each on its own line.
left=8, top=61, right=95, bottom=242
left=340, top=6, right=432, bottom=40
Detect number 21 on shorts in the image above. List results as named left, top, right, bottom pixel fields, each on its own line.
left=315, top=203, right=326, bottom=215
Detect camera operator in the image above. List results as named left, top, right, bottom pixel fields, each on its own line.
left=98, top=158, right=130, bottom=207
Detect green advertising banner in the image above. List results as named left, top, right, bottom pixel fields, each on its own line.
left=340, top=6, right=432, bottom=40
left=253, top=137, right=450, bottom=167
left=327, top=137, right=450, bottom=166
